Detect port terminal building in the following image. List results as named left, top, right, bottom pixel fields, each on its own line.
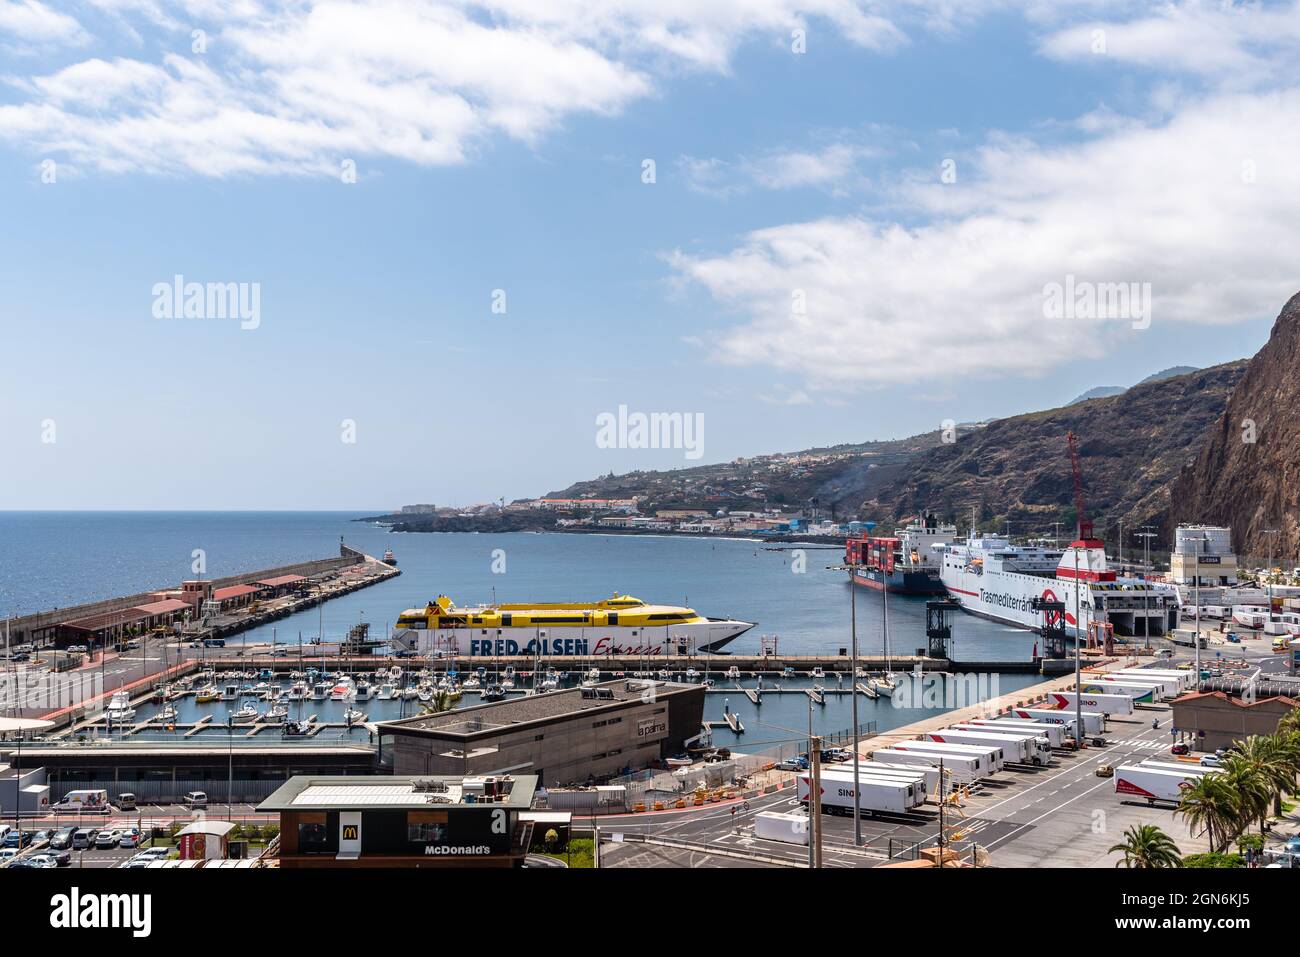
left=377, top=680, right=706, bottom=786
left=258, top=774, right=537, bottom=868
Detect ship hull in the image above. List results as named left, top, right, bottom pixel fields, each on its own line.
left=393, top=619, right=753, bottom=657
left=850, top=567, right=947, bottom=595
left=939, top=564, right=1175, bottom=638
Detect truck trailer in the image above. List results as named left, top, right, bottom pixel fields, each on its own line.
left=798, top=770, right=925, bottom=816
left=1044, top=690, right=1135, bottom=716
left=1114, top=764, right=1206, bottom=804
left=1006, top=707, right=1105, bottom=737
left=1110, top=668, right=1195, bottom=692
left=887, top=739, right=1004, bottom=774
left=923, top=728, right=1051, bottom=766
left=966, top=718, right=1066, bottom=748
left=1085, top=674, right=1178, bottom=698
left=871, top=747, right=984, bottom=785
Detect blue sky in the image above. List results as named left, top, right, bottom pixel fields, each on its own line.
left=1, top=1, right=1295, bottom=509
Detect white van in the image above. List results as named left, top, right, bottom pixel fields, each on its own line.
left=52, top=789, right=111, bottom=813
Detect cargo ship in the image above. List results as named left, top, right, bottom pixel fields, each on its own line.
left=392, top=594, right=754, bottom=657
left=844, top=513, right=955, bottom=594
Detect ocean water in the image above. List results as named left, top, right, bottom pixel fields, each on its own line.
left=1, top=512, right=1045, bottom=744
left=0, top=511, right=1037, bottom=659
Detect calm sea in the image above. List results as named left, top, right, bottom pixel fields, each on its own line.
left=0, top=512, right=1045, bottom=744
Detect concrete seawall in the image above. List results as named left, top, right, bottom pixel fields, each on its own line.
left=6, top=541, right=366, bottom=645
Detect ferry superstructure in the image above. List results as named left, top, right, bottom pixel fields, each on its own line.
left=844, top=513, right=956, bottom=595
left=392, top=594, right=754, bottom=657
left=937, top=533, right=1178, bottom=638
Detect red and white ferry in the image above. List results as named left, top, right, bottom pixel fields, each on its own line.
left=937, top=531, right=1177, bottom=639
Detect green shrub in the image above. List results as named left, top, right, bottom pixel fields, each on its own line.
left=1182, top=852, right=1243, bottom=869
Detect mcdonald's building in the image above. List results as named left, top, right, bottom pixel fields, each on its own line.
left=258, top=774, right=537, bottom=868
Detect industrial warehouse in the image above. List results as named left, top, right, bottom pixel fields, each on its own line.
left=377, top=680, right=706, bottom=785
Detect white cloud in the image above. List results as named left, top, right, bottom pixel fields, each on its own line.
left=0, top=0, right=89, bottom=45
left=681, top=140, right=878, bottom=196
left=673, top=87, right=1300, bottom=389
left=0, top=0, right=985, bottom=177
left=1039, top=1, right=1300, bottom=87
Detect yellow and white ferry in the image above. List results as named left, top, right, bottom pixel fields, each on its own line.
left=392, top=594, right=754, bottom=657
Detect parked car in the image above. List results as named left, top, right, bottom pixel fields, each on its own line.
left=0, top=849, right=18, bottom=861
left=1171, top=743, right=1191, bottom=755
left=94, top=829, right=122, bottom=849
left=133, top=847, right=170, bottom=861
left=775, top=756, right=809, bottom=771
left=7, top=855, right=56, bottom=869
left=116, top=792, right=138, bottom=811
left=71, top=828, right=97, bottom=850
left=119, top=829, right=142, bottom=849
left=183, top=791, right=208, bottom=808
left=1199, top=754, right=1222, bottom=767
left=37, top=849, right=71, bottom=867
left=49, top=827, right=75, bottom=850
left=2, top=830, right=33, bottom=849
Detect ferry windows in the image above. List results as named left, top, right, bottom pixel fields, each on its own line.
left=501, top=614, right=512, bottom=626
left=608, top=613, right=618, bottom=625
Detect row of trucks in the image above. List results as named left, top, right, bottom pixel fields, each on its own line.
left=773, top=701, right=1120, bottom=843
left=1114, top=757, right=1219, bottom=805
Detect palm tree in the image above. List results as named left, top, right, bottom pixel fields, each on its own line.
left=1278, top=706, right=1300, bottom=738
left=1177, top=773, right=1241, bottom=853
left=1231, top=735, right=1295, bottom=832
left=1109, top=824, right=1183, bottom=868
left=1218, top=755, right=1272, bottom=843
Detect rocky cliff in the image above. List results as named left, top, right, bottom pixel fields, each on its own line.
left=859, top=362, right=1247, bottom=539
left=1170, top=292, right=1300, bottom=559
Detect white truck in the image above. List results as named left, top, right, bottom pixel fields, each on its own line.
left=872, top=747, right=984, bottom=785
left=841, top=765, right=933, bottom=800
left=966, top=717, right=1066, bottom=748
left=947, top=723, right=1057, bottom=757
left=1005, top=707, right=1106, bottom=738
left=1114, top=765, right=1206, bottom=804
left=924, top=728, right=1052, bottom=766
left=1080, top=678, right=1164, bottom=703
left=798, top=769, right=926, bottom=816
left=887, top=738, right=1004, bottom=774
left=1044, top=690, right=1135, bottom=716
left=753, top=810, right=810, bottom=846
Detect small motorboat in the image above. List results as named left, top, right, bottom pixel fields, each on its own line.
left=231, top=704, right=259, bottom=722
left=344, top=708, right=366, bottom=724
left=157, top=704, right=179, bottom=723
left=195, top=686, right=219, bottom=704
left=310, top=681, right=330, bottom=701
left=376, top=683, right=397, bottom=700
left=354, top=682, right=374, bottom=701
left=481, top=683, right=506, bottom=702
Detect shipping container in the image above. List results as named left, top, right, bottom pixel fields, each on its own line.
left=753, top=810, right=810, bottom=846
left=966, top=717, right=1066, bottom=748
left=871, top=747, right=984, bottom=785
left=923, top=728, right=1050, bottom=766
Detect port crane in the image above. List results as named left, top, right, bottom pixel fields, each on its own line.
left=1066, top=431, right=1099, bottom=544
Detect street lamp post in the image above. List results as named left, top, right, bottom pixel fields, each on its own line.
left=849, top=569, right=862, bottom=847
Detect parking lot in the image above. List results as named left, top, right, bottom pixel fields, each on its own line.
left=602, top=700, right=1215, bottom=868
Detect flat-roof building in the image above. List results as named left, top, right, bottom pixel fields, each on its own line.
left=1170, top=690, right=1299, bottom=752
left=258, top=774, right=537, bottom=868
left=378, top=680, right=705, bottom=786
